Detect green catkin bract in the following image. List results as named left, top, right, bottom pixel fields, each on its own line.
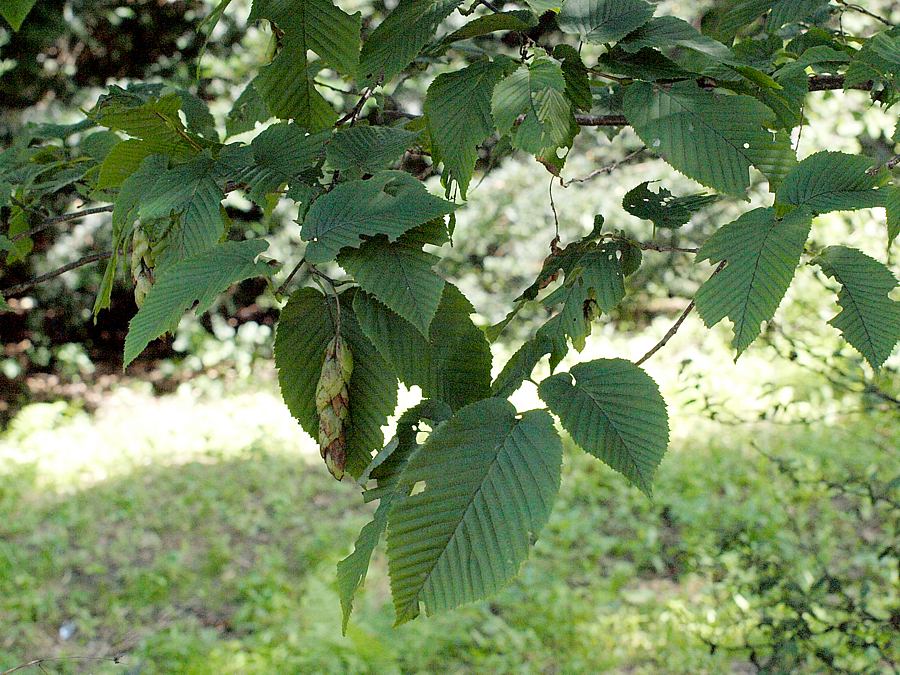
left=315, top=334, right=353, bottom=480
left=131, top=228, right=155, bottom=308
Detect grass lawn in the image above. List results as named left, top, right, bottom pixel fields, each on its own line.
left=0, top=376, right=897, bottom=673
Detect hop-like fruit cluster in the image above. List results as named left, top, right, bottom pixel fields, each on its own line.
left=131, top=228, right=155, bottom=308
left=315, top=335, right=353, bottom=480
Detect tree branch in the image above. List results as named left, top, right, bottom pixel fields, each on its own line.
left=10, top=205, right=114, bottom=243
left=835, top=0, right=893, bottom=26
left=2, top=251, right=113, bottom=297
left=635, top=261, right=725, bottom=365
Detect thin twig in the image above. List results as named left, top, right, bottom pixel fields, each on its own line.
left=835, top=0, right=893, bottom=26
left=548, top=176, right=560, bottom=239
left=635, top=261, right=725, bottom=365
left=1, top=251, right=112, bottom=297
left=637, top=242, right=699, bottom=254
left=561, top=147, right=646, bottom=186
left=10, top=205, right=114, bottom=243
left=275, top=258, right=306, bottom=297
left=334, top=82, right=380, bottom=127
left=2, top=656, right=123, bottom=675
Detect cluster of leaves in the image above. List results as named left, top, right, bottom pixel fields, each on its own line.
left=1, top=0, right=899, bottom=627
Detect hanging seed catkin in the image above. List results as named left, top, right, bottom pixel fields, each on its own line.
left=131, top=228, right=155, bottom=308
left=315, top=335, right=353, bottom=480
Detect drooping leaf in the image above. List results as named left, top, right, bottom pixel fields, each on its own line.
left=695, top=207, right=812, bottom=355
left=139, top=152, right=226, bottom=263
left=274, top=287, right=399, bottom=478
left=814, top=246, right=900, bottom=369
left=124, top=240, right=273, bottom=366
left=624, top=81, right=796, bottom=197
left=426, top=59, right=513, bottom=198
left=337, top=400, right=452, bottom=633
left=553, top=45, right=592, bottom=112
left=492, top=56, right=573, bottom=156
left=338, top=236, right=445, bottom=338
left=387, top=397, right=562, bottom=624
left=538, top=358, right=669, bottom=495
left=353, top=285, right=492, bottom=411
left=1, top=0, right=37, bottom=30
left=358, top=0, right=464, bottom=85
left=622, top=181, right=719, bottom=229
left=327, top=126, right=420, bottom=173
left=886, top=186, right=899, bottom=249
left=775, top=151, right=887, bottom=215
left=557, top=0, right=654, bottom=44
left=301, top=171, right=455, bottom=263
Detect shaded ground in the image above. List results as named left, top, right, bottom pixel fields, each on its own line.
left=1, top=384, right=896, bottom=673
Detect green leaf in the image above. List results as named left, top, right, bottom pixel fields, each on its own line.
left=225, top=83, right=271, bottom=138
left=124, top=240, right=272, bottom=367
left=252, top=42, right=337, bottom=128
left=491, top=333, right=554, bottom=398
left=620, top=16, right=739, bottom=66
left=338, top=236, right=445, bottom=338
left=557, top=0, right=654, bottom=44
left=426, top=59, right=512, bottom=198
left=438, top=10, right=537, bottom=47
left=622, top=182, right=719, bottom=229
left=338, top=400, right=451, bottom=634
left=387, top=398, right=562, bottom=624
left=492, top=56, right=573, bottom=156
left=139, top=153, right=226, bottom=263
left=814, top=246, right=900, bottom=370
left=97, top=141, right=158, bottom=190
left=538, top=358, right=669, bottom=495
left=358, top=0, right=464, bottom=85
left=624, top=81, right=796, bottom=197
left=1, top=0, right=36, bottom=30
left=249, top=0, right=361, bottom=122
left=525, top=0, right=561, bottom=12
left=695, top=207, right=812, bottom=355
left=769, top=0, right=830, bottom=28
left=845, top=28, right=900, bottom=105
left=553, top=45, right=592, bottom=112
left=775, top=151, right=887, bottom=215
left=96, top=93, right=200, bottom=157
left=886, top=186, right=899, bottom=249
left=540, top=241, right=630, bottom=351
left=250, top=0, right=361, bottom=76
left=301, top=171, right=455, bottom=263
left=226, top=124, right=329, bottom=206
left=353, top=285, right=492, bottom=411
left=327, top=126, right=419, bottom=174
left=274, top=288, right=399, bottom=478
left=0, top=295, right=10, bottom=313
